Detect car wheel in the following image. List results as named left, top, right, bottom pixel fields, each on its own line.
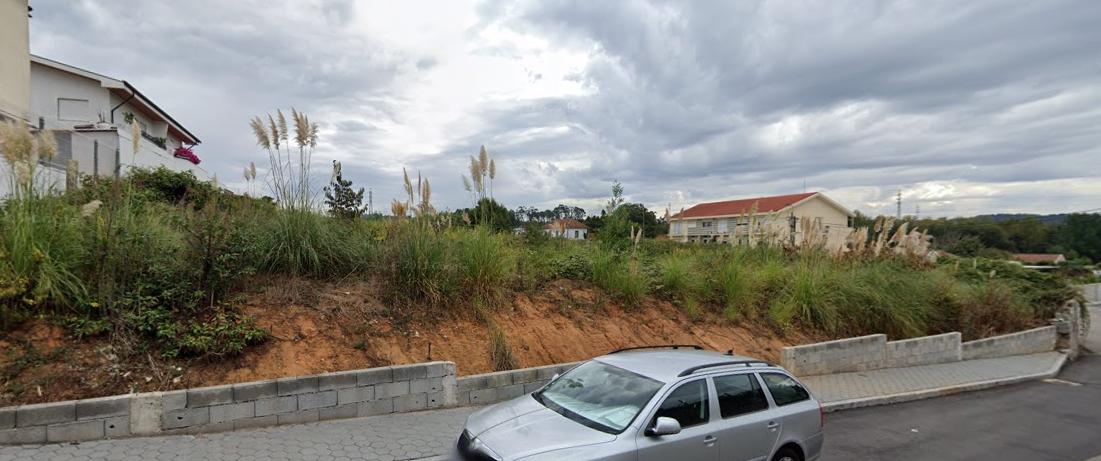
left=772, top=446, right=801, bottom=461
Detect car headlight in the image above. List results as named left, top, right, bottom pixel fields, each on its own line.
left=457, top=430, right=502, bottom=461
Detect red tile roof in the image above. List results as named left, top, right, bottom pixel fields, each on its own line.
left=545, top=218, right=588, bottom=230
left=675, top=192, right=817, bottom=218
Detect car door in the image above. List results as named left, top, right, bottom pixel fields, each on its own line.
left=711, top=372, right=779, bottom=461
left=636, top=378, right=719, bottom=461
left=759, top=372, right=820, bottom=454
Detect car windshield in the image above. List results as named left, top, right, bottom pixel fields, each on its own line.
left=534, top=360, right=664, bottom=434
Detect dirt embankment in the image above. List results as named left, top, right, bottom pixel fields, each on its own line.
left=1, top=277, right=815, bottom=406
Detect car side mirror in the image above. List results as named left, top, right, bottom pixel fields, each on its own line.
left=646, top=417, right=681, bottom=437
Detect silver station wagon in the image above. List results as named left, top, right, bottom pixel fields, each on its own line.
left=454, top=346, right=824, bottom=461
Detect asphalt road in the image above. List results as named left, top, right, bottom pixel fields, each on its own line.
left=821, top=305, right=1101, bottom=461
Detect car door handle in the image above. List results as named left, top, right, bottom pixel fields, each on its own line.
left=703, top=435, right=717, bottom=447
left=767, top=421, right=779, bottom=431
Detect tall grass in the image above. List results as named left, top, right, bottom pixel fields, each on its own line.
left=591, top=248, right=648, bottom=307
left=256, top=209, right=355, bottom=276
left=454, top=226, right=515, bottom=303
left=657, top=251, right=706, bottom=318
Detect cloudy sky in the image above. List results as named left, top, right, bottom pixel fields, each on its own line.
left=28, top=0, right=1101, bottom=217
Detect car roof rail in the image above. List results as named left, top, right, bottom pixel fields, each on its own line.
left=678, top=360, right=774, bottom=377
left=609, top=345, right=705, bottom=354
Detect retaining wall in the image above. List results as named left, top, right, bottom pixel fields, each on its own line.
left=780, top=334, right=887, bottom=376
left=456, top=362, right=579, bottom=406
left=1, top=362, right=456, bottom=445
left=782, top=327, right=1055, bottom=377
left=961, top=326, right=1057, bottom=360
left=1080, top=283, right=1101, bottom=304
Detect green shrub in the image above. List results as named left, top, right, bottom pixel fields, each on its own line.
left=591, top=248, right=648, bottom=307
left=657, top=251, right=706, bottom=318
left=384, top=220, right=455, bottom=305
left=257, top=209, right=356, bottom=277
left=488, top=322, right=518, bottom=371
left=454, top=226, right=515, bottom=302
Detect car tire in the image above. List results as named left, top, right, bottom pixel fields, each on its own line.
left=772, top=446, right=802, bottom=461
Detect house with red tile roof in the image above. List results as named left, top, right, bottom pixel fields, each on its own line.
left=669, top=192, right=854, bottom=247
left=545, top=218, right=588, bottom=240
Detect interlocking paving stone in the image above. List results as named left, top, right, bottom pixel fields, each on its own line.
left=0, top=407, right=475, bottom=461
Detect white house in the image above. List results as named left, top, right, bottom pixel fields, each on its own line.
left=1, top=1, right=208, bottom=199
left=29, top=55, right=207, bottom=181
left=545, top=219, right=589, bottom=240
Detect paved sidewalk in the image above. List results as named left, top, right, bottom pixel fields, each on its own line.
left=0, top=350, right=1071, bottom=460
left=805, top=351, right=1065, bottom=410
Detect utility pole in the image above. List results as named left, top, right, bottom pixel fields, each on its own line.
left=915, top=203, right=920, bottom=219
left=896, top=189, right=902, bottom=220
left=368, top=189, right=373, bottom=215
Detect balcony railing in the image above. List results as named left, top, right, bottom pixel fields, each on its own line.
left=140, top=131, right=167, bottom=150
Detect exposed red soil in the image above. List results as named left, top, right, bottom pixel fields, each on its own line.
left=1, top=277, right=818, bottom=406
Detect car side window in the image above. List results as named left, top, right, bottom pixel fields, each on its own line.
left=713, top=374, right=770, bottom=418
left=760, top=373, right=810, bottom=406
left=653, top=379, right=709, bottom=428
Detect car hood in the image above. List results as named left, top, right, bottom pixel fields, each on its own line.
left=466, top=396, right=617, bottom=459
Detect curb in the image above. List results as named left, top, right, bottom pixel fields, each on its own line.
left=821, top=352, right=1068, bottom=413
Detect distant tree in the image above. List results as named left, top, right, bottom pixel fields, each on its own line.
left=944, top=235, right=984, bottom=257
left=1056, top=214, right=1101, bottom=263
left=323, top=161, right=367, bottom=219
left=456, top=198, right=515, bottom=233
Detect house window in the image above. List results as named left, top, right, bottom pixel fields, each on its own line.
left=57, top=98, right=90, bottom=121
left=701, top=221, right=713, bottom=228
left=573, top=230, right=579, bottom=238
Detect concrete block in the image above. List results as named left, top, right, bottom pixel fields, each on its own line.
left=319, top=404, right=358, bottom=421
left=393, top=393, right=427, bottom=413
left=297, top=391, right=337, bottom=411
left=130, top=392, right=164, bottom=436
left=209, top=402, right=255, bottom=424
left=457, top=376, right=487, bottom=392
left=276, top=409, right=319, bottom=425
left=187, top=384, right=234, bottom=408
left=76, top=395, right=130, bottom=421
left=498, top=383, right=526, bottom=400
left=233, top=380, right=277, bottom=402
left=277, top=376, right=319, bottom=396
left=163, top=407, right=209, bottom=429
left=523, top=382, right=547, bottom=394
left=337, top=386, right=375, bottom=405
left=16, top=401, right=75, bottom=427
left=410, top=377, right=444, bottom=394
left=233, top=415, right=278, bottom=430
left=455, top=391, right=471, bottom=407
left=357, top=399, right=394, bottom=417
left=0, top=407, right=13, bottom=429
left=392, top=364, right=428, bottom=381
left=440, top=375, right=458, bottom=406
left=255, top=396, right=297, bottom=417
left=357, top=367, right=393, bottom=386
left=318, top=371, right=358, bottom=391
left=376, top=381, right=410, bottom=399
left=510, top=368, right=540, bottom=384
left=104, top=416, right=129, bottom=438
left=469, top=388, right=498, bottom=405
left=535, top=365, right=560, bottom=381
left=484, top=371, right=513, bottom=388
left=425, top=362, right=455, bottom=378
left=162, top=390, right=187, bottom=411
left=426, top=392, right=447, bottom=409
left=0, top=426, right=46, bottom=445
left=47, top=419, right=104, bottom=443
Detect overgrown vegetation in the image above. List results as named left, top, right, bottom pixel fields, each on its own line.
left=0, top=116, right=1085, bottom=388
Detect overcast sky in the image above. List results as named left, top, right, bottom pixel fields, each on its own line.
left=28, top=0, right=1101, bottom=217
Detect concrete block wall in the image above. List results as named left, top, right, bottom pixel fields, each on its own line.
left=884, top=333, right=962, bottom=368
left=781, top=334, right=887, bottom=376
left=0, top=362, right=456, bottom=445
left=783, top=327, right=1057, bottom=376
left=455, top=362, right=580, bottom=406
left=961, top=326, right=1057, bottom=360
left=1080, top=283, right=1100, bottom=304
